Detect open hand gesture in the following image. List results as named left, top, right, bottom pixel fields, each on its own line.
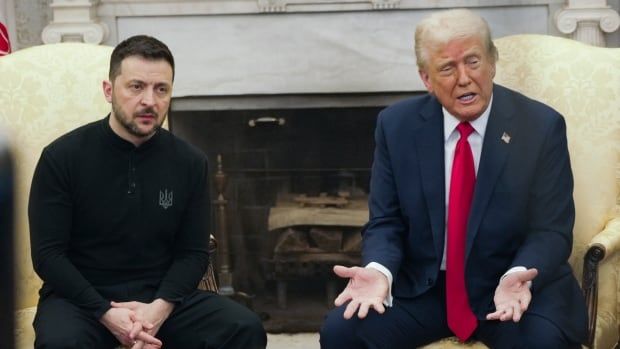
left=333, top=265, right=389, bottom=319
left=486, top=268, right=538, bottom=322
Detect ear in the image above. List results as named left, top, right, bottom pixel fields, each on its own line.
left=418, top=69, right=434, bottom=94
left=102, top=80, right=113, bottom=103
left=490, top=62, right=496, bottom=79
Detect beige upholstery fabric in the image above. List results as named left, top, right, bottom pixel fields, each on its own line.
left=0, top=43, right=114, bottom=349
left=421, top=34, right=620, bottom=349
left=0, top=43, right=114, bottom=311
left=15, top=307, right=36, bottom=349
left=494, top=34, right=620, bottom=349
left=0, top=44, right=111, bottom=307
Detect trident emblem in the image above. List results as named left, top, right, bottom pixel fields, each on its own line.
left=159, top=189, right=173, bottom=209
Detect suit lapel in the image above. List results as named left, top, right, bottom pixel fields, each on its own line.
left=466, top=85, right=516, bottom=259
left=414, top=97, right=446, bottom=262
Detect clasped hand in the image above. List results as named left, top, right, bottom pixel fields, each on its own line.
left=486, top=268, right=538, bottom=322
left=100, top=299, right=174, bottom=349
left=332, top=265, right=389, bottom=319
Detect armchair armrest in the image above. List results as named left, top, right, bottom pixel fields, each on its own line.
left=198, top=234, right=219, bottom=292
left=588, top=216, right=620, bottom=261
left=582, top=216, right=620, bottom=347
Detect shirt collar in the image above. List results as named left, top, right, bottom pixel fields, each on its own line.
left=101, top=114, right=163, bottom=151
left=443, top=94, right=493, bottom=141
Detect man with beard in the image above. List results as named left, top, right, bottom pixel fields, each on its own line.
left=28, top=35, right=266, bottom=349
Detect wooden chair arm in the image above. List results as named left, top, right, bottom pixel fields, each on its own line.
left=582, top=216, right=620, bottom=347
left=582, top=244, right=604, bottom=348
left=198, top=234, right=219, bottom=292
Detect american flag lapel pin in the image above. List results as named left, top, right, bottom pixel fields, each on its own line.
left=501, top=132, right=511, bottom=144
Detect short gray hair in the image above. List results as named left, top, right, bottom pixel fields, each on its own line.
left=414, top=9, right=498, bottom=70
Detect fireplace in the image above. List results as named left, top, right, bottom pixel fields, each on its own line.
left=169, top=99, right=396, bottom=331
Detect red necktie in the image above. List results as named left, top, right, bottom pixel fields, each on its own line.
left=446, top=122, right=478, bottom=341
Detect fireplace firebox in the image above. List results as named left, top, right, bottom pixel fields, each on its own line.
left=169, top=102, right=391, bottom=331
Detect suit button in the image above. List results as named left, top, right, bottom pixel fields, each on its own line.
left=426, top=278, right=434, bottom=286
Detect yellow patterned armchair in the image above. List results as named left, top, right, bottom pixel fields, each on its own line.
left=0, top=43, right=114, bottom=349
left=422, top=35, right=620, bottom=349
left=0, top=43, right=217, bottom=349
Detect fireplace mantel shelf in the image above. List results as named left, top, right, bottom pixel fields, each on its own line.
left=97, top=0, right=565, bottom=16
left=42, top=0, right=567, bottom=99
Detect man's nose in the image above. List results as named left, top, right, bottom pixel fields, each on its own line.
left=456, top=65, right=471, bottom=86
left=141, top=88, right=155, bottom=106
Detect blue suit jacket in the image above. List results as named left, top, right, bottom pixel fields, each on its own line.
left=362, top=84, right=587, bottom=343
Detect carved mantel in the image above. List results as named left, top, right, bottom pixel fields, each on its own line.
left=256, top=0, right=401, bottom=12
left=42, top=1, right=620, bottom=47
left=41, top=0, right=581, bottom=100
left=42, top=0, right=108, bottom=44
left=555, top=0, right=620, bottom=46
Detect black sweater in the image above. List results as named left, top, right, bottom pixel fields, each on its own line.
left=29, top=116, right=210, bottom=319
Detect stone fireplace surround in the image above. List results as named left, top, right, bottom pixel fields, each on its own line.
left=44, top=0, right=573, bottom=101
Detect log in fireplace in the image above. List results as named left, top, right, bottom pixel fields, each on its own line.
left=266, top=192, right=367, bottom=309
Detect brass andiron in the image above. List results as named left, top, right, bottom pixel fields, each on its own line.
left=214, top=154, right=234, bottom=296
left=213, top=155, right=255, bottom=309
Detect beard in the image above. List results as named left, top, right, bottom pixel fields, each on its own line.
left=111, top=95, right=165, bottom=139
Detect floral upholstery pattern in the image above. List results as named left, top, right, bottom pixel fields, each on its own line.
left=0, top=42, right=114, bottom=349
left=0, top=43, right=114, bottom=311
left=493, top=34, right=620, bottom=349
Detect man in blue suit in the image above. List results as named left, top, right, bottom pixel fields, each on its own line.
left=320, top=9, right=587, bottom=349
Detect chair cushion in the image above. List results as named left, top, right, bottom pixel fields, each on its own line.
left=15, top=307, right=36, bottom=349
left=16, top=306, right=125, bottom=349
left=420, top=337, right=488, bottom=348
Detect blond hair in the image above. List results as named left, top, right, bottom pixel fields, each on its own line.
left=414, top=9, right=498, bottom=70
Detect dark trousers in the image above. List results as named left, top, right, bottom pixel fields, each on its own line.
left=34, top=290, right=266, bottom=349
left=320, top=273, right=580, bottom=349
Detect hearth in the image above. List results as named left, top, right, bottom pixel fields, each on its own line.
left=169, top=102, right=385, bottom=331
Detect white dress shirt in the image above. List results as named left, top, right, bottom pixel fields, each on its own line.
left=440, top=100, right=491, bottom=269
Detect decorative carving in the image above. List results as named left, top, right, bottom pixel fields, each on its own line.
left=42, top=22, right=108, bottom=44
left=213, top=154, right=234, bottom=295
left=371, top=0, right=400, bottom=9
left=582, top=244, right=605, bottom=348
left=600, top=9, right=620, bottom=32
left=257, top=0, right=400, bottom=12
left=42, top=0, right=108, bottom=44
left=257, top=0, right=286, bottom=13
left=212, top=155, right=254, bottom=308
left=555, top=6, right=620, bottom=46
